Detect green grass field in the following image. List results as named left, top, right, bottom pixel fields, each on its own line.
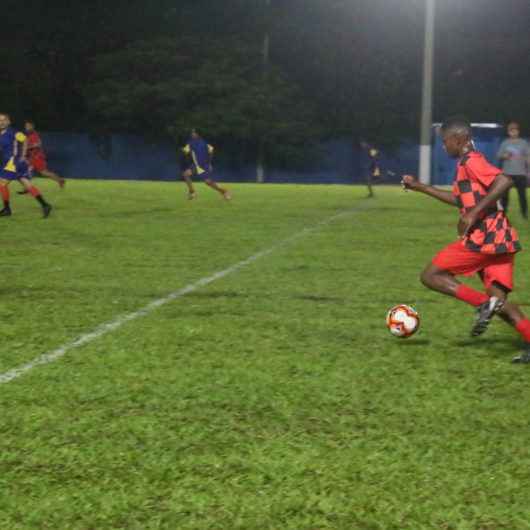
left=2, top=180, right=530, bottom=530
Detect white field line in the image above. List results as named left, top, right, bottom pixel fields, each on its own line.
left=0, top=206, right=365, bottom=385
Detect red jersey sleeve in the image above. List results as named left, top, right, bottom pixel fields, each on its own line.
left=465, top=153, right=502, bottom=189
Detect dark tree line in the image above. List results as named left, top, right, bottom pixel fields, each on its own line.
left=2, top=0, right=529, bottom=167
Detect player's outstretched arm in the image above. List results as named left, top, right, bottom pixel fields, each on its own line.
left=458, top=174, right=513, bottom=236
left=401, top=174, right=457, bottom=206
left=21, top=137, right=29, bottom=161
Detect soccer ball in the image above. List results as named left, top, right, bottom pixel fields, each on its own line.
left=386, top=304, right=420, bottom=338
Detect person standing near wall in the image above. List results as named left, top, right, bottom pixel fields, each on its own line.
left=360, top=141, right=381, bottom=198
left=497, top=121, right=529, bottom=219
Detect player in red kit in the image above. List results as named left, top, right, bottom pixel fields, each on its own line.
left=402, top=118, right=530, bottom=363
left=23, top=120, right=65, bottom=189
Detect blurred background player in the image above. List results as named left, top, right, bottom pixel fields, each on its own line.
left=181, top=129, right=231, bottom=201
left=360, top=141, right=380, bottom=198
left=359, top=141, right=395, bottom=197
left=497, top=121, right=529, bottom=219
left=25, top=120, right=65, bottom=188
left=402, top=117, right=530, bottom=363
left=0, top=113, right=52, bottom=217
left=18, top=120, right=65, bottom=194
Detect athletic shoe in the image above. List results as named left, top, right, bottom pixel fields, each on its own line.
left=188, top=191, right=197, bottom=200
left=512, top=344, right=530, bottom=364
left=59, top=178, right=66, bottom=189
left=17, top=190, right=29, bottom=195
left=471, top=296, right=504, bottom=337
left=42, top=203, right=52, bottom=218
left=223, top=191, right=232, bottom=201
left=0, top=207, right=12, bottom=217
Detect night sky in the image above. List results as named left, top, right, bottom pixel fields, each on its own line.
left=2, top=0, right=529, bottom=145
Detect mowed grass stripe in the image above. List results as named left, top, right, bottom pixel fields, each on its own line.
left=0, top=202, right=368, bottom=384
left=2, top=183, right=530, bottom=530
left=0, top=180, right=367, bottom=372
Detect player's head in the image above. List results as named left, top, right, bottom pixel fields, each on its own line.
left=507, top=121, right=520, bottom=139
left=0, top=113, right=11, bottom=131
left=24, top=120, right=36, bottom=133
left=440, top=117, right=473, bottom=158
left=190, top=128, right=200, bottom=140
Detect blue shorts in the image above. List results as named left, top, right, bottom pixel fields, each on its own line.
left=193, top=167, right=212, bottom=180
left=1, top=160, right=31, bottom=181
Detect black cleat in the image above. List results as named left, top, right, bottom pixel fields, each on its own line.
left=42, top=203, right=52, bottom=218
left=0, top=207, right=12, bottom=217
left=17, top=189, right=29, bottom=195
left=512, top=345, right=530, bottom=364
left=471, top=297, right=504, bottom=337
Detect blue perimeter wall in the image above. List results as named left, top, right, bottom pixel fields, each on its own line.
left=40, top=129, right=510, bottom=185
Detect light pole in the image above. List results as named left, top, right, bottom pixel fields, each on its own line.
left=257, top=0, right=271, bottom=183
left=419, top=0, right=435, bottom=184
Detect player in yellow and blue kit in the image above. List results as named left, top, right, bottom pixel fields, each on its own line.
left=180, top=129, right=231, bottom=200
left=0, top=113, right=52, bottom=217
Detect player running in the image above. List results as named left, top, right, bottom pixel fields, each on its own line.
left=23, top=120, right=65, bottom=189
left=180, top=129, right=231, bottom=200
left=0, top=113, right=52, bottom=218
left=402, top=117, right=530, bottom=363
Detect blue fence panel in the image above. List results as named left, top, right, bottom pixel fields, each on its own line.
left=265, top=141, right=420, bottom=185
left=43, top=133, right=179, bottom=181
left=40, top=131, right=512, bottom=184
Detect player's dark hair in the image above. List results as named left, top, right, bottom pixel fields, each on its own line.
left=441, top=116, right=472, bottom=139
left=25, top=119, right=35, bottom=126
left=0, top=112, right=11, bottom=120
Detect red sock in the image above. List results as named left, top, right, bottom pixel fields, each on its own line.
left=516, top=319, right=530, bottom=342
left=28, top=185, right=40, bottom=198
left=0, top=185, right=9, bottom=203
left=455, top=285, right=489, bottom=307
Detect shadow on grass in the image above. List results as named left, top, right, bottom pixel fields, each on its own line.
left=454, top=336, right=524, bottom=359
left=97, top=208, right=177, bottom=218
left=395, top=338, right=431, bottom=347
left=454, top=337, right=521, bottom=348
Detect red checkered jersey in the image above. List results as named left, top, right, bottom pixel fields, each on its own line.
left=453, top=151, right=521, bottom=254
left=26, top=131, right=44, bottom=158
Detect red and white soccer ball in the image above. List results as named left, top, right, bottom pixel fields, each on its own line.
left=386, top=304, right=420, bottom=338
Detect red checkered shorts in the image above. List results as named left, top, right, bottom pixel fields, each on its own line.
left=432, top=240, right=515, bottom=291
